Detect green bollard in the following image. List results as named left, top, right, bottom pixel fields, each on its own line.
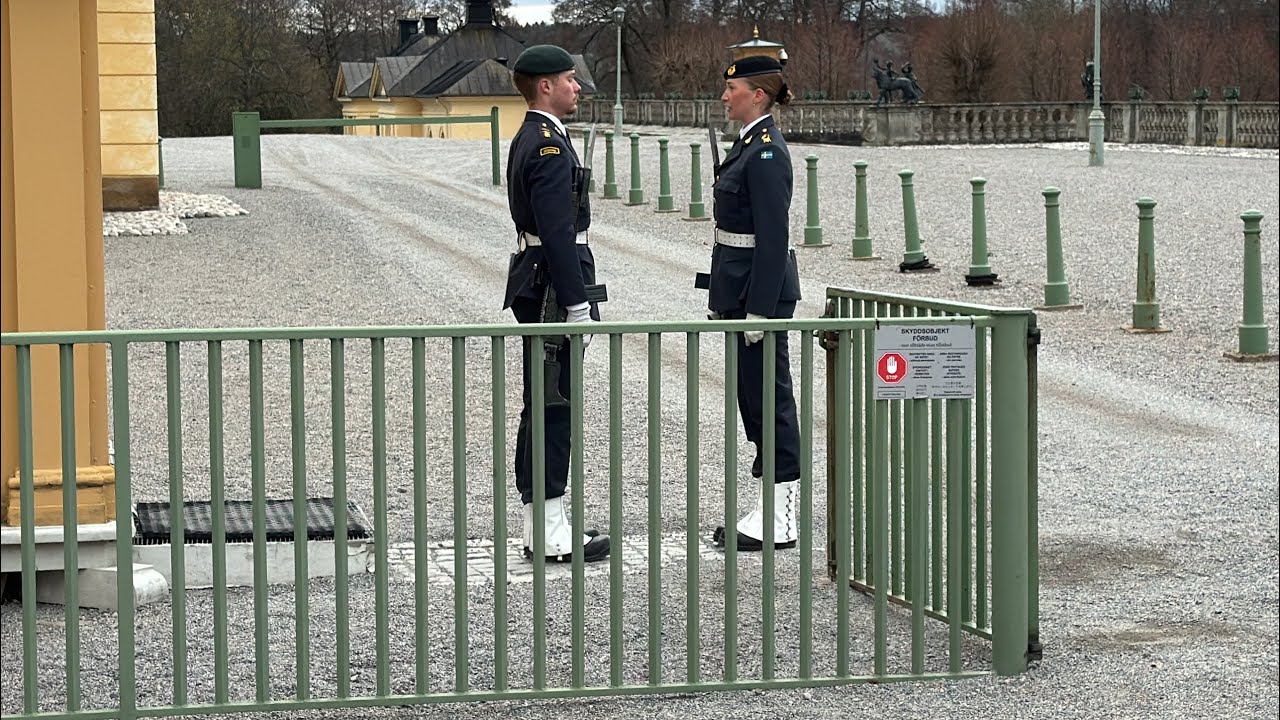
left=898, top=169, right=936, bottom=272
left=1127, top=197, right=1169, bottom=333
left=580, top=131, right=596, bottom=193
left=602, top=130, right=620, bottom=199
left=1037, top=187, right=1083, bottom=311
left=655, top=137, right=677, bottom=213
left=965, top=178, right=999, bottom=286
left=232, top=111, right=262, bottom=189
left=799, top=154, right=829, bottom=247
left=851, top=160, right=879, bottom=260
left=1225, top=210, right=1278, bottom=361
left=684, top=142, right=709, bottom=222
left=625, top=133, right=647, bottom=206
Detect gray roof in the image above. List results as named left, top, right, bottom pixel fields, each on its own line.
left=344, top=13, right=596, bottom=100
left=416, top=59, right=515, bottom=97
left=413, top=54, right=597, bottom=98
left=389, top=23, right=527, bottom=96
left=337, top=62, right=374, bottom=97
left=395, top=32, right=444, bottom=57
left=376, top=55, right=426, bottom=95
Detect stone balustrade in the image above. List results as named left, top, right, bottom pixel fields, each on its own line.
left=576, top=99, right=1279, bottom=149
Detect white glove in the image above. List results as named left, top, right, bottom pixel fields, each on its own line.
left=565, top=301, right=594, bottom=349
left=744, top=313, right=767, bottom=345
left=707, top=310, right=722, bottom=320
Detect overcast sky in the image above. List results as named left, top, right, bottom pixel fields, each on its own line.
left=508, top=1, right=556, bottom=25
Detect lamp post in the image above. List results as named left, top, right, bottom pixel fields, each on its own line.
left=1088, top=0, right=1105, bottom=167
left=613, top=6, right=625, bottom=142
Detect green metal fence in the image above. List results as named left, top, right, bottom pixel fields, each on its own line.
left=231, top=108, right=502, bottom=189
left=1, top=302, right=1037, bottom=719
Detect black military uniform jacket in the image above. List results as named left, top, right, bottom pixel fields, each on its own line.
left=709, top=114, right=802, bottom=317
left=504, top=111, right=595, bottom=310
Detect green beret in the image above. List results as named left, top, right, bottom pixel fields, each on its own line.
left=724, top=55, right=783, bottom=79
left=514, top=45, right=575, bottom=75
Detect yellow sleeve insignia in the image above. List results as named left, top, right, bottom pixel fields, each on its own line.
left=762, top=134, right=772, bottom=143
left=539, top=146, right=561, bottom=156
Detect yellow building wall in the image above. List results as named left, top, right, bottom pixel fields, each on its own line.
left=419, top=97, right=525, bottom=140
left=376, top=98, right=427, bottom=138
left=341, top=99, right=380, bottom=137
left=98, top=0, right=158, bottom=210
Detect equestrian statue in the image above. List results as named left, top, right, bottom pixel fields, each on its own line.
left=872, top=59, right=922, bottom=104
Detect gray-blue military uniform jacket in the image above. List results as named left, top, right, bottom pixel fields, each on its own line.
left=709, top=115, right=802, bottom=317
left=504, top=111, right=595, bottom=311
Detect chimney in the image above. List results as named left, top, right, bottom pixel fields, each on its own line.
left=397, top=18, right=418, bottom=46
left=465, top=0, right=495, bottom=26
left=422, top=16, right=440, bottom=36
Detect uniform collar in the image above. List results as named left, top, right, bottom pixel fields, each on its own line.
left=528, top=109, right=568, bottom=138
left=738, top=114, right=773, bottom=139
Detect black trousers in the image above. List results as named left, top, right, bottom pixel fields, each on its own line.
left=512, top=297, right=575, bottom=505
left=727, top=310, right=802, bottom=484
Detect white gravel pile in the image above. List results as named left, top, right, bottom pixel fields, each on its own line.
left=4, top=129, right=1276, bottom=720
left=102, top=190, right=247, bottom=237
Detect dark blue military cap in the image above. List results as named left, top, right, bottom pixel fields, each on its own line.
left=724, top=55, right=783, bottom=79
left=514, top=44, right=576, bottom=75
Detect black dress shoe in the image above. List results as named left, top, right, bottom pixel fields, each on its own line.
left=523, top=534, right=611, bottom=563
left=712, top=525, right=797, bottom=551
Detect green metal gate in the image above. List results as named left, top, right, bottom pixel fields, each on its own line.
left=820, top=286, right=1040, bottom=676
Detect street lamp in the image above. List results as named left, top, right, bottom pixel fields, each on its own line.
left=1088, top=0, right=1105, bottom=167
left=612, top=6, right=625, bottom=141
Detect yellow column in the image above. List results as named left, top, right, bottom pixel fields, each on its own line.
left=1, top=0, right=115, bottom=527
left=98, top=0, right=159, bottom=210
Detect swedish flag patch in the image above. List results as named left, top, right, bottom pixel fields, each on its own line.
left=760, top=150, right=774, bottom=160
left=540, top=146, right=561, bottom=156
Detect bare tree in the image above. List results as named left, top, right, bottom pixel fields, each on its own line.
left=937, top=0, right=1004, bottom=101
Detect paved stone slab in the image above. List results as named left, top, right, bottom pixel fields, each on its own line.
left=386, top=532, right=756, bottom=585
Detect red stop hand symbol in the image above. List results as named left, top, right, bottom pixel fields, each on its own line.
left=877, top=352, right=908, bottom=383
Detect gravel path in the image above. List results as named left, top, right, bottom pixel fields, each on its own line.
left=2, top=127, right=1277, bottom=719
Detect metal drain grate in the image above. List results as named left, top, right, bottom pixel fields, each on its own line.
left=133, top=498, right=371, bottom=545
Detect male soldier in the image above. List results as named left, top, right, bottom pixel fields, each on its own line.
left=503, top=44, right=610, bottom=563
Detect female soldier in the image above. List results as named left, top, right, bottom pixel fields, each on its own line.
left=707, top=55, right=803, bottom=551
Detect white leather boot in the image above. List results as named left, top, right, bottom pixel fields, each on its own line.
left=522, top=496, right=610, bottom=562
left=714, top=480, right=799, bottom=550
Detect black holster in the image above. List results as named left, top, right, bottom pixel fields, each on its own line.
left=535, top=274, right=608, bottom=408
left=538, top=281, right=570, bottom=408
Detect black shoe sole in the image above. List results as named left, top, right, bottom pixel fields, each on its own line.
left=712, top=525, right=797, bottom=551
left=523, top=535, right=611, bottom=563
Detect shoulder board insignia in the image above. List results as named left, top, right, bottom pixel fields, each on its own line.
left=540, top=146, right=561, bottom=156
left=760, top=150, right=774, bottom=160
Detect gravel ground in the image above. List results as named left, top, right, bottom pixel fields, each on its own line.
left=2, top=126, right=1277, bottom=720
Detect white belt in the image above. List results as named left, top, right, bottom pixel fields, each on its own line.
left=518, top=230, right=589, bottom=251
left=715, top=228, right=756, bottom=248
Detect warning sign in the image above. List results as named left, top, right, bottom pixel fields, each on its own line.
left=877, top=352, right=908, bottom=383
left=873, top=325, right=976, bottom=400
